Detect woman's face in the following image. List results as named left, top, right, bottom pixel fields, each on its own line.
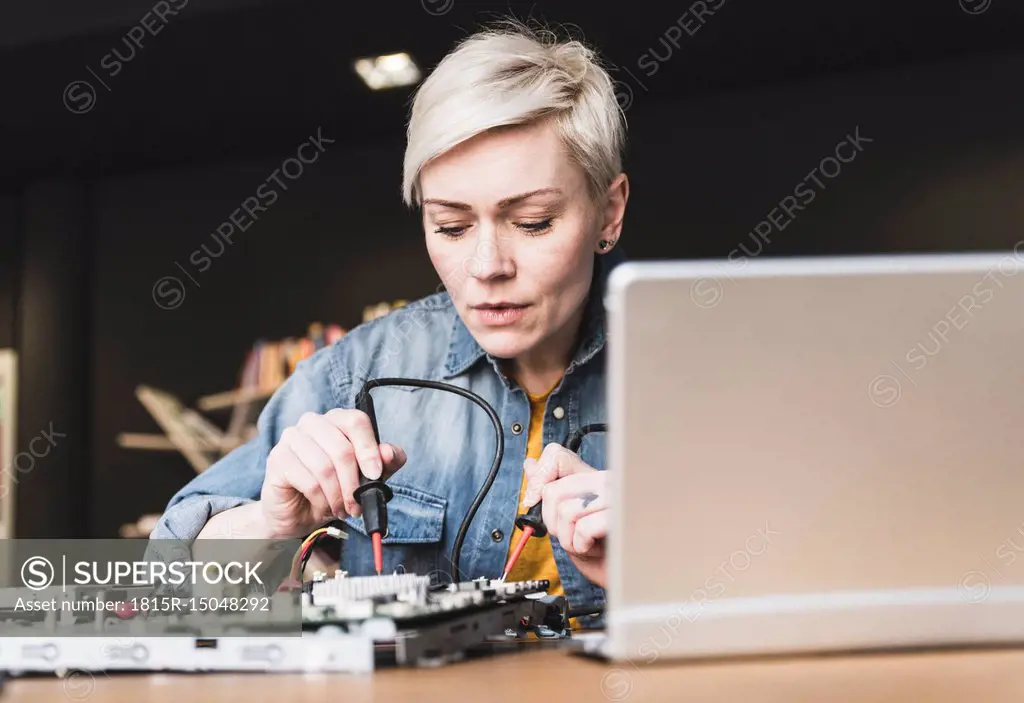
left=419, top=119, right=619, bottom=361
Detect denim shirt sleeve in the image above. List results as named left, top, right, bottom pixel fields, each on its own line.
left=149, top=352, right=336, bottom=541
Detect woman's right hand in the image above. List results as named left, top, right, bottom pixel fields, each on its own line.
left=258, top=409, right=407, bottom=540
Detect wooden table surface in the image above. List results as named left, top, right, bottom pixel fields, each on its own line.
left=4, top=645, right=1024, bottom=702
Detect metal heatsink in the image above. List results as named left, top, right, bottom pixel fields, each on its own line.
left=310, top=573, right=431, bottom=608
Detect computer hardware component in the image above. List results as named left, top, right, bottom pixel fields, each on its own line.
left=0, top=574, right=568, bottom=676
left=305, top=574, right=568, bottom=666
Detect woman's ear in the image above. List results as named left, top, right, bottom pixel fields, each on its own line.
left=596, top=173, right=629, bottom=253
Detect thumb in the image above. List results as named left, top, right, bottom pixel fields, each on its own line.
left=523, top=444, right=589, bottom=507
left=379, top=443, right=407, bottom=478
left=522, top=457, right=540, bottom=480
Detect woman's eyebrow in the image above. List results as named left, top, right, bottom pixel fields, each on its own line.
left=421, top=198, right=472, bottom=211
left=421, top=188, right=564, bottom=212
left=496, top=188, right=563, bottom=209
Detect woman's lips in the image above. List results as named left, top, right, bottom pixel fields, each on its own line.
left=473, top=304, right=529, bottom=326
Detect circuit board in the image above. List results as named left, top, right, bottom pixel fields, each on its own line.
left=0, top=575, right=569, bottom=675
left=304, top=573, right=569, bottom=666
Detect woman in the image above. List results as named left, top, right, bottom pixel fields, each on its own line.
left=152, top=20, right=629, bottom=620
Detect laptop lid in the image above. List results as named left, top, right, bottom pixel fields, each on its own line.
left=604, top=253, right=1024, bottom=661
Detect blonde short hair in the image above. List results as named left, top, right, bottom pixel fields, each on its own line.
left=402, top=20, right=626, bottom=207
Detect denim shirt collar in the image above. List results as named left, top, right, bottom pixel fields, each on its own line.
left=443, top=247, right=627, bottom=379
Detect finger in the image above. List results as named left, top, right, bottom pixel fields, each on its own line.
left=520, top=458, right=540, bottom=507
left=572, top=511, right=608, bottom=554
left=553, top=486, right=606, bottom=552
left=523, top=444, right=592, bottom=507
left=522, top=457, right=540, bottom=480
left=347, top=443, right=406, bottom=516
left=325, top=409, right=385, bottom=479
left=539, top=472, right=603, bottom=529
left=286, top=427, right=346, bottom=518
left=276, top=443, right=332, bottom=521
left=296, top=413, right=359, bottom=516
left=537, top=443, right=593, bottom=480
left=379, top=443, right=407, bottom=478
left=554, top=495, right=581, bottom=553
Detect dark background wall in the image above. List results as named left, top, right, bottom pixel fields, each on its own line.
left=1, top=0, right=1022, bottom=537
left=0, top=197, right=17, bottom=349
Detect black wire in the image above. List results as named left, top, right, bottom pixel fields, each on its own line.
left=565, top=423, right=607, bottom=453
left=359, top=378, right=504, bottom=584
left=298, top=541, right=316, bottom=580
left=567, top=605, right=605, bottom=620
left=298, top=531, right=337, bottom=582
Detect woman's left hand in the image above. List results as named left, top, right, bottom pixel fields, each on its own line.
left=522, top=443, right=609, bottom=587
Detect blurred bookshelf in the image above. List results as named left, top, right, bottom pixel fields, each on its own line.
left=115, top=300, right=407, bottom=538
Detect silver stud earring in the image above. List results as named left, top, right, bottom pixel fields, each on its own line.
left=598, top=239, right=613, bottom=251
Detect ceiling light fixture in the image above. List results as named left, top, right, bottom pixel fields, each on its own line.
left=353, top=52, right=421, bottom=90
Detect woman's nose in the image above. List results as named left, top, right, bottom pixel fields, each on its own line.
left=469, top=230, right=515, bottom=280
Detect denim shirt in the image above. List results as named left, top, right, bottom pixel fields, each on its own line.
left=151, top=248, right=625, bottom=622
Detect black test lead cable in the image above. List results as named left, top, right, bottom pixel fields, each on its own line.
left=352, top=378, right=504, bottom=583
left=566, top=423, right=609, bottom=454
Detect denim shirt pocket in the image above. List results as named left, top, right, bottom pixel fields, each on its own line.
left=341, top=483, right=447, bottom=579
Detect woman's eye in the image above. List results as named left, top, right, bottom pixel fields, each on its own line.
left=435, top=225, right=468, bottom=238
left=515, top=219, right=553, bottom=234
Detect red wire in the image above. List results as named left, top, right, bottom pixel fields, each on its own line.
left=294, top=540, right=315, bottom=580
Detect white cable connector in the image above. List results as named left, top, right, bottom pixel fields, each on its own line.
left=325, top=526, right=347, bottom=539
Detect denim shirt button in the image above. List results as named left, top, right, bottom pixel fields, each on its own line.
left=511, top=422, right=523, bottom=435
left=552, top=406, right=565, bottom=420
left=490, top=529, right=504, bottom=542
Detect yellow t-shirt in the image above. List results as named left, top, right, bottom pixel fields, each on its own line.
left=505, top=382, right=564, bottom=593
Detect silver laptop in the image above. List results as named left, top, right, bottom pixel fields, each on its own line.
left=600, top=252, right=1024, bottom=663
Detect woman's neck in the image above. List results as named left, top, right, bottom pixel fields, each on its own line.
left=511, top=359, right=566, bottom=397
left=509, top=304, right=586, bottom=396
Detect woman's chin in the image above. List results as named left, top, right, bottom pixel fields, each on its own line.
left=473, top=329, right=534, bottom=360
